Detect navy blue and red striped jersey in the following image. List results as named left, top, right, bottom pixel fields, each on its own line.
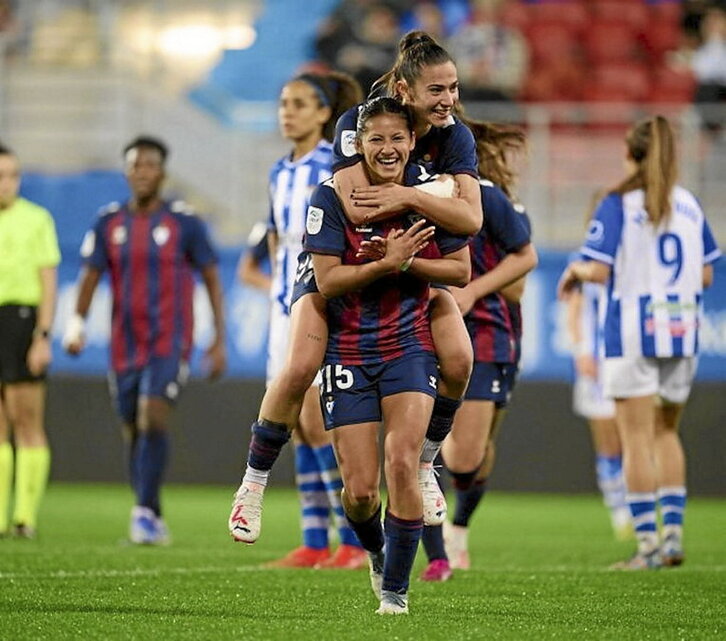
left=80, top=200, right=217, bottom=372
left=332, top=105, right=478, bottom=179
left=467, top=180, right=532, bottom=364
left=304, top=177, right=468, bottom=366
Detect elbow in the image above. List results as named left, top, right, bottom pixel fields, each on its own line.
left=526, top=245, right=539, bottom=272
left=461, top=212, right=482, bottom=236
left=451, top=263, right=471, bottom=287
left=316, top=277, right=337, bottom=299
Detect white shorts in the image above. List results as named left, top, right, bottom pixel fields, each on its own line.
left=602, top=356, right=697, bottom=404
left=266, top=304, right=322, bottom=388
left=573, top=375, right=615, bottom=419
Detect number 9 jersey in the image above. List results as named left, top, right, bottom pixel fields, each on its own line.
left=580, top=186, right=721, bottom=359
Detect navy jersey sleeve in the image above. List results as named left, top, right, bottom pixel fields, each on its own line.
left=184, top=215, right=218, bottom=268
left=303, top=185, right=346, bottom=256
left=702, top=217, right=721, bottom=264
left=580, top=192, right=624, bottom=265
left=439, top=120, right=478, bottom=177
left=331, top=106, right=362, bottom=173
left=435, top=228, right=470, bottom=255
left=482, top=183, right=531, bottom=252
left=80, top=212, right=111, bottom=271
left=247, top=221, right=269, bottom=263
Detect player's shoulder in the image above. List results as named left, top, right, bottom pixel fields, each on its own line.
left=672, top=185, right=704, bottom=220
left=310, top=178, right=337, bottom=204
left=446, top=115, right=476, bottom=141
left=15, top=197, right=53, bottom=220
left=96, top=201, right=123, bottom=221
left=478, top=179, right=511, bottom=209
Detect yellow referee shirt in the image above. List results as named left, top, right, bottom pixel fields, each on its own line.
left=0, top=197, right=61, bottom=306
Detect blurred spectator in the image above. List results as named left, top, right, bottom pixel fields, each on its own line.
left=0, top=0, right=20, bottom=55
left=446, top=0, right=529, bottom=103
left=316, top=2, right=400, bottom=95
left=691, top=4, right=726, bottom=131
left=400, top=0, right=471, bottom=38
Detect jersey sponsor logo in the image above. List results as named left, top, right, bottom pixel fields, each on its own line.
left=341, top=130, right=357, bottom=157
left=111, top=226, right=127, bottom=245
left=325, top=399, right=335, bottom=414
left=306, top=206, right=324, bottom=235
left=80, top=230, right=96, bottom=257
left=586, top=220, right=604, bottom=244
left=153, top=224, right=171, bottom=246
left=428, top=375, right=438, bottom=389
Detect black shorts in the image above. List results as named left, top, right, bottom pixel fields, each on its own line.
left=0, top=304, right=44, bottom=383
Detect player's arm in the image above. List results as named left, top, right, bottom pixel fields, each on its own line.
left=238, top=252, right=272, bottom=291
left=63, top=265, right=102, bottom=355
left=406, top=246, right=471, bottom=287
left=312, top=220, right=434, bottom=298
left=558, top=260, right=610, bottom=300
left=27, top=265, right=57, bottom=376
left=200, top=264, right=227, bottom=380
left=451, top=243, right=537, bottom=316
left=703, top=264, right=714, bottom=288
left=500, top=276, right=526, bottom=303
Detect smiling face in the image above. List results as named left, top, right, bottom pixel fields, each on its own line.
left=356, top=112, right=415, bottom=185
left=397, top=61, right=459, bottom=130
left=0, top=152, right=20, bottom=209
left=278, top=80, right=330, bottom=145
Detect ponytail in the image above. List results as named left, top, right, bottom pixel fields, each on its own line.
left=613, top=115, right=677, bottom=227
left=370, top=30, right=453, bottom=100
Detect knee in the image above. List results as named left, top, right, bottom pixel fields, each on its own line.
left=438, top=348, right=473, bottom=395
left=277, top=362, right=318, bottom=398
left=345, top=483, right=379, bottom=510
left=385, top=450, right=418, bottom=486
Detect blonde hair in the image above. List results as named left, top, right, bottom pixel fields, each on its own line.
left=613, top=115, right=677, bottom=227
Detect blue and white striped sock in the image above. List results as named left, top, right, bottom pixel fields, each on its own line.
left=626, top=492, right=658, bottom=554
left=313, top=444, right=361, bottom=547
left=657, top=486, right=686, bottom=540
left=295, top=444, right=329, bottom=550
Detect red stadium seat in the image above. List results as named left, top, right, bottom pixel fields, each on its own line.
left=641, top=20, right=683, bottom=62
left=528, top=1, right=589, bottom=34
left=526, top=22, right=580, bottom=64
left=523, top=59, right=586, bottom=102
left=647, top=66, right=696, bottom=104
left=591, top=2, right=649, bottom=31
left=583, top=20, right=642, bottom=65
left=582, top=63, right=650, bottom=102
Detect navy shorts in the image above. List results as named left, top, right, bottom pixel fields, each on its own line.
left=320, top=353, right=438, bottom=430
left=0, top=305, right=44, bottom=383
left=464, top=361, right=519, bottom=408
left=290, top=252, right=319, bottom=309
left=109, top=356, right=189, bottom=424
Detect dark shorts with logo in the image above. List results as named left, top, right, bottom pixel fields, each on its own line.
left=464, top=361, right=518, bottom=408
left=0, top=304, right=44, bottom=383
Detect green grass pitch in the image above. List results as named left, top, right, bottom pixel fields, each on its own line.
left=1, top=484, right=724, bottom=640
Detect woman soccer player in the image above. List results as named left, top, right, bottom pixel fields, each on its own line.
left=241, top=71, right=366, bottom=568
left=229, top=32, right=479, bottom=543
left=418, top=120, right=538, bottom=579
left=558, top=115, right=721, bottom=569
left=307, top=97, right=470, bottom=614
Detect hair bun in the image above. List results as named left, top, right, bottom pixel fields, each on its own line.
left=399, top=30, right=436, bottom=53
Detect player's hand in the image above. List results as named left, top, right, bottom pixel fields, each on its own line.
left=27, top=337, right=51, bottom=376
left=205, top=338, right=227, bottom=380
left=557, top=266, right=581, bottom=300
left=449, top=284, right=476, bottom=316
left=351, top=183, right=411, bottom=219
left=383, top=219, right=435, bottom=271
left=62, top=314, right=86, bottom=356
left=356, top=235, right=387, bottom=261
left=575, top=354, right=597, bottom=378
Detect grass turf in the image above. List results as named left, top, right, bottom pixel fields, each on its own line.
left=0, top=484, right=724, bottom=640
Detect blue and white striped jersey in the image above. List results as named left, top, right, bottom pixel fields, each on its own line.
left=581, top=186, right=721, bottom=358
left=579, top=281, right=606, bottom=361
left=268, top=140, right=333, bottom=315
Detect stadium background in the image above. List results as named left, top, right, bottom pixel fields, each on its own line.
left=1, top=0, right=724, bottom=493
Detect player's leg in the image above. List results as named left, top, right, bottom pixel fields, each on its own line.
left=420, top=288, right=472, bottom=526
left=0, top=389, right=12, bottom=535
left=300, top=386, right=366, bottom=570
left=230, top=293, right=328, bottom=543
left=5, top=381, right=50, bottom=538
left=378, top=389, right=433, bottom=614
left=654, top=357, right=695, bottom=567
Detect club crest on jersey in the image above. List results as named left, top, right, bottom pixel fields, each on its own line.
left=586, top=220, right=604, bottom=244
left=153, top=224, right=171, bottom=246
left=111, top=226, right=127, bottom=245
left=341, top=130, right=357, bottom=158
left=306, top=206, right=324, bottom=235
left=325, top=399, right=335, bottom=414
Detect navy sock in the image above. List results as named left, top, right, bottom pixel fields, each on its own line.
left=453, top=478, right=488, bottom=527
left=422, top=524, right=447, bottom=562
left=127, top=433, right=141, bottom=498
left=246, top=419, right=291, bottom=473
left=346, top=503, right=384, bottom=553
left=383, top=510, right=423, bottom=594
left=450, top=468, right=480, bottom=492
left=137, top=430, right=170, bottom=516
left=426, top=396, right=461, bottom=442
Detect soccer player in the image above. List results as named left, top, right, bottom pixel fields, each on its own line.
left=307, top=98, right=470, bottom=614
left=566, top=264, right=630, bottom=541
left=229, top=32, right=480, bottom=544
left=63, top=136, right=226, bottom=545
left=237, top=221, right=271, bottom=292
left=245, top=71, right=367, bottom=569
left=0, top=143, right=60, bottom=538
left=558, top=115, right=721, bottom=569
left=418, top=121, right=538, bottom=579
